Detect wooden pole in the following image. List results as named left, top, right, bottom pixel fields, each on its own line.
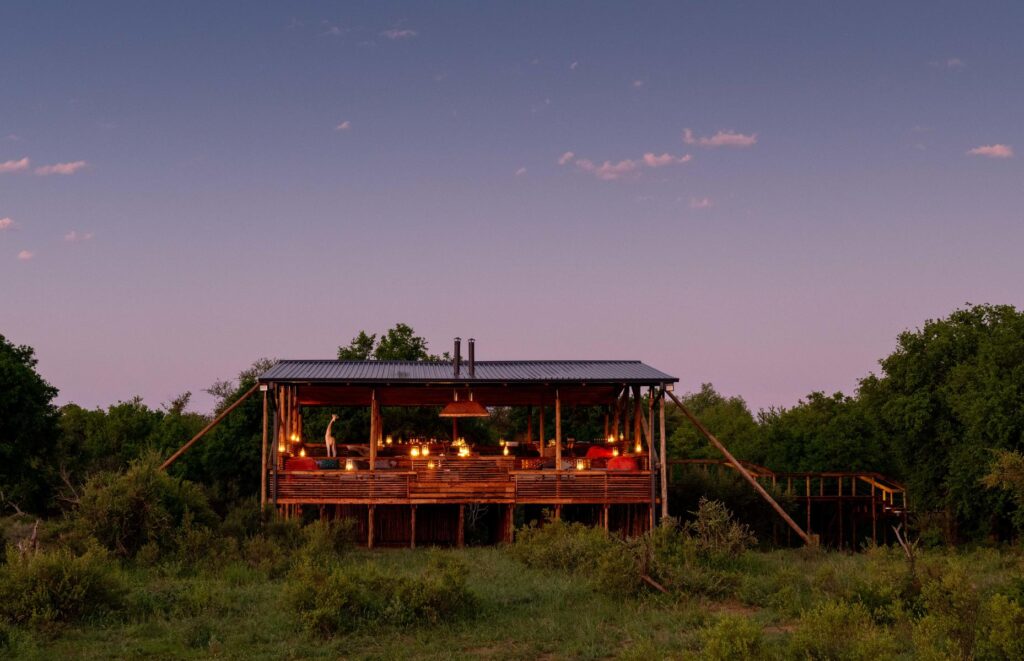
left=260, top=388, right=268, bottom=507
left=632, top=386, right=641, bottom=448
left=555, top=389, right=562, bottom=469
left=526, top=406, right=532, bottom=446
left=659, top=388, right=668, bottom=519
left=410, top=505, right=417, bottom=549
left=457, top=505, right=465, bottom=548
left=539, top=405, right=545, bottom=453
left=161, top=383, right=260, bottom=470
left=665, top=390, right=812, bottom=545
left=368, top=505, right=375, bottom=549
left=370, top=390, right=378, bottom=468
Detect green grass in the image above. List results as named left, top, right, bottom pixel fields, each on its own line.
left=3, top=544, right=1023, bottom=660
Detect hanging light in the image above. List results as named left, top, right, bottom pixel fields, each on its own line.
left=410, top=446, right=421, bottom=458
left=422, top=445, right=430, bottom=457
left=386, top=435, right=393, bottom=446
left=439, top=389, right=489, bottom=418
left=502, top=446, right=510, bottom=457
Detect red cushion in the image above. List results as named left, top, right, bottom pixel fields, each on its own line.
left=586, top=446, right=615, bottom=459
left=607, top=456, right=639, bottom=471
left=286, top=457, right=317, bottom=471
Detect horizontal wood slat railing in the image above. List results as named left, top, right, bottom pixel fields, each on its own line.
left=274, top=466, right=653, bottom=505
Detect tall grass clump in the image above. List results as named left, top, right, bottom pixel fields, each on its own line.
left=0, top=545, right=125, bottom=628
left=285, top=553, right=476, bottom=636
left=789, top=600, right=900, bottom=660
left=75, top=454, right=217, bottom=559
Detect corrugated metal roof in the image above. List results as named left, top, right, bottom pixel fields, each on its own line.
left=259, top=360, right=677, bottom=384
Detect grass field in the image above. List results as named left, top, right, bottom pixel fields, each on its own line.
left=3, top=539, right=1023, bottom=660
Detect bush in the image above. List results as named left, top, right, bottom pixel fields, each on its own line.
left=976, top=593, right=1024, bottom=660
left=683, top=498, right=755, bottom=559
left=511, top=520, right=641, bottom=595
left=297, top=519, right=358, bottom=564
left=286, top=553, right=476, bottom=636
left=700, top=615, right=765, bottom=660
left=790, top=600, right=900, bottom=660
left=0, top=545, right=126, bottom=628
left=75, top=455, right=218, bottom=558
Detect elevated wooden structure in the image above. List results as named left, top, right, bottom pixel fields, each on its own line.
left=256, top=353, right=679, bottom=547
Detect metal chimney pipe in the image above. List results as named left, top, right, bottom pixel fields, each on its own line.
left=468, top=338, right=475, bottom=378
left=453, top=337, right=462, bottom=377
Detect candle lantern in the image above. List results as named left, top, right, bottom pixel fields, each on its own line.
left=410, top=446, right=421, bottom=458
left=345, top=459, right=354, bottom=471
left=575, top=458, right=586, bottom=471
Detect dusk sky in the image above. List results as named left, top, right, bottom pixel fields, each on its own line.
left=2, top=2, right=1022, bottom=414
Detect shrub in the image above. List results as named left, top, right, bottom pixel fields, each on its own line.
left=511, top=520, right=640, bottom=595
left=75, top=455, right=218, bottom=558
left=242, top=534, right=291, bottom=578
left=790, top=600, right=900, bottom=660
left=0, top=545, right=125, bottom=628
left=219, top=500, right=263, bottom=541
left=911, top=560, right=982, bottom=659
left=976, top=593, right=1024, bottom=660
left=297, top=519, right=358, bottom=564
left=286, top=553, right=476, bottom=636
left=683, top=498, right=755, bottom=559
left=700, top=614, right=765, bottom=661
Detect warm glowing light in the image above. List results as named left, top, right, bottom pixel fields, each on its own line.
left=345, top=459, right=354, bottom=471
left=576, top=459, right=586, bottom=471
left=606, top=435, right=615, bottom=444
left=502, top=446, right=510, bottom=456
left=290, top=433, right=299, bottom=443
left=278, top=441, right=286, bottom=453
left=422, top=446, right=430, bottom=456
left=386, top=435, right=393, bottom=445
left=410, top=447, right=421, bottom=458
left=635, top=442, right=642, bottom=454
left=427, top=460, right=436, bottom=470
left=499, top=438, right=506, bottom=446
left=299, top=448, right=306, bottom=458
left=458, top=446, right=470, bottom=458
left=612, top=448, right=620, bottom=457
left=618, top=432, right=624, bottom=441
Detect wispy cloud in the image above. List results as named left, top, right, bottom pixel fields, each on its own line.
left=0, top=157, right=30, bottom=173
left=561, top=150, right=691, bottom=181
left=689, top=197, right=713, bottom=209
left=632, top=79, right=645, bottom=88
left=931, top=57, right=966, bottom=70
left=569, top=61, right=578, bottom=71
left=515, top=167, right=527, bottom=177
left=64, top=230, right=94, bottom=243
left=683, top=128, right=758, bottom=148
left=35, top=160, right=88, bottom=175
left=967, top=144, right=1013, bottom=159
left=335, top=120, right=352, bottom=131
left=642, top=152, right=690, bottom=167
left=0, top=217, right=15, bottom=230
left=381, top=28, right=417, bottom=40
left=17, top=250, right=33, bottom=261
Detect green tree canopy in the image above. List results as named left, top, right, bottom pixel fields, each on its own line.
left=0, top=334, right=61, bottom=512
left=859, top=304, right=1024, bottom=540
left=337, top=323, right=447, bottom=361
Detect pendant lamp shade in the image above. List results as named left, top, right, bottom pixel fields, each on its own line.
left=439, top=391, right=489, bottom=418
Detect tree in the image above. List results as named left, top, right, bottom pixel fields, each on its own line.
left=337, top=323, right=448, bottom=361
left=0, top=334, right=60, bottom=512
left=337, top=331, right=377, bottom=360
left=665, top=384, right=759, bottom=461
left=859, top=304, right=1024, bottom=541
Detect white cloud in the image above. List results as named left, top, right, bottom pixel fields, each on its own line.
left=683, top=128, right=758, bottom=148
left=561, top=150, right=692, bottom=181
left=0, top=157, right=30, bottom=173
left=642, top=152, right=691, bottom=167
left=515, top=167, right=527, bottom=176
left=0, top=217, right=14, bottom=230
left=689, top=197, right=713, bottom=209
left=967, top=144, right=1013, bottom=159
left=64, top=230, right=94, bottom=243
left=381, top=28, right=417, bottom=40
left=569, top=61, right=578, bottom=71
left=335, top=120, right=352, bottom=131
left=17, top=250, right=33, bottom=261
left=35, top=160, right=88, bottom=175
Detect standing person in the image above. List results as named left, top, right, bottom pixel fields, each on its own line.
left=325, top=414, right=338, bottom=458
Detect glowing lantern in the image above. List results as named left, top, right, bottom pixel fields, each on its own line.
left=410, top=447, right=421, bottom=458
left=634, top=442, right=642, bottom=454
left=386, top=435, right=393, bottom=446
left=575, top=459, right=586, bottom=471
left=345, top=459, right=354, bottom=471
left=502, top=446, right=510, bottom=457
left=299, top=448, right=306, bottom=458
left=422, top=446, right=430, bottom=457
left=606, top=435, right=615, bottom=444
left=427, top=460, right=436, bottom=470
left=612, top=448, right=620, bottom=457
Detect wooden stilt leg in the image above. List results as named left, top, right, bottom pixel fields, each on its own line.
left=368, top=505, right=375, bottom=549
left=457, top=505, right=465, bottom=548
left=410, top=505, right=417, bottom=549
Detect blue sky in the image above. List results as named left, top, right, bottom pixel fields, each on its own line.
left=1, top=2, right=1021, bottom=413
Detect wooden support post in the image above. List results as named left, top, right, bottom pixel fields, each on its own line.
left=659, top=388, right=668, bottom=519
left=554, top=504, right=562, bottom=520
left=526, top=406, right=533, bottom=446
left=871, top=483, right=877, bottom=545
left=604, top=410, right=609, bottom=440
left=410, top=505, right=417, bottom=549
left=260, top=388, right=268, bottom=507
left=632, top=386, right=641, bottom=447
left=369, top=390, right=378, bottom=469
left=368, top=505, right=375, bottom=549
left=665, top=390, right=813, bottom=545
left=806, top=478, right=812, bottom=535
left=539, top=405, right=545, bottom=452
left=603, top=504, right=610, bottom=533
left=505, top=504, right=515, bottom=543
left=554, top=389, right=562, bottom=469
left=161, top=383, right=260, bottom=470
left=457, top=505, right=465, bottom=548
